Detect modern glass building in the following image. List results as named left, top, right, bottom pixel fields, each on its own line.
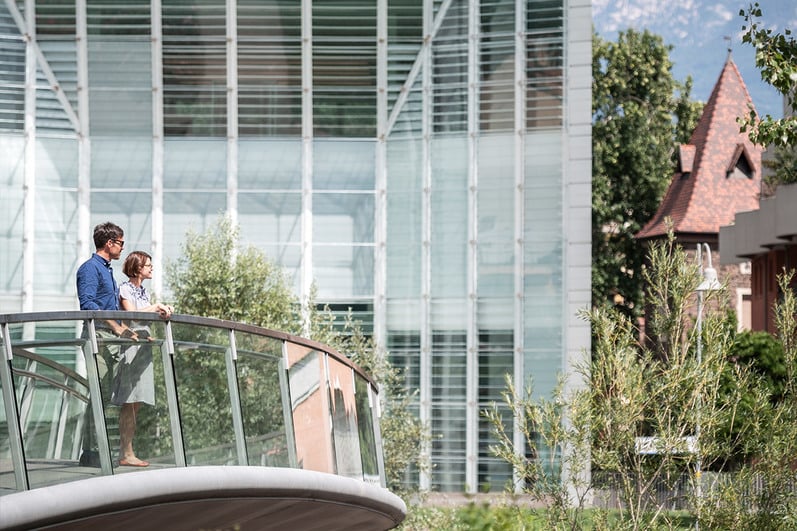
left=0, top=0, right=591, bottom=493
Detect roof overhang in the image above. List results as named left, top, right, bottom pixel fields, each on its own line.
left=719, top=183, right=797, bottom=263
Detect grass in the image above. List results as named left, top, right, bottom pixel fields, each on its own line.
left=397, top=502, right=697, bottom=530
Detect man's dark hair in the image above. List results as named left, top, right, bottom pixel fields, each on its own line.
left=93, top=222, right=123, bottom=250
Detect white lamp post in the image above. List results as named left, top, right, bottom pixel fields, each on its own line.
left=694, top=243, right=720, bottom=528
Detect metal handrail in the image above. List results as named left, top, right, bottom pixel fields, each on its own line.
left=0, top=310, right=377, bottom=387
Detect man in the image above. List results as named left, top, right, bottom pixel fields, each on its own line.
left=76, top=221, right=137, bottom=466
left=77, top=221, right=135, bottom=337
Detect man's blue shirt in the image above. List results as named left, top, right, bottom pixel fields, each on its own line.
left=76, top=253, right=119, bottom=311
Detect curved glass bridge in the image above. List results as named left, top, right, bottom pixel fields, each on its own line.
left=0, top=311, right=405, bottom=530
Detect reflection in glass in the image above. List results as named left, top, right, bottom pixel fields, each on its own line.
left=355, top=376, right=379, bottom=485
left=285, top=343, right=334, bottom=473
left=328, top=361, right=362, bottom=480
left=235, top=333, right=288, bottom=466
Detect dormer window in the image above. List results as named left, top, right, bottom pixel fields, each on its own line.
left=727, top=144, right=755, bottom=179
left=678, top=144, right=695, bottom=176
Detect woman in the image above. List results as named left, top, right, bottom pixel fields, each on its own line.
left=111, top=251, right=173, bottom=467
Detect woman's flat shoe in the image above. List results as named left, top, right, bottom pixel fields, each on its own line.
left=119, top=459, right=149, bottom=467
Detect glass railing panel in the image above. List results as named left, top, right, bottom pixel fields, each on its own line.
left=354, top=375, right=380, bottom=486
left=284, top=341, right=336, bottom=474
left=170, top=322, right=235, bottom=465
left=234, top=332, right=289, bottom=467
left=97, top=319, right=176, bottom=470
left=6, top=320, right=93, bottom=487
left=0, top=313, right=388, bottom=493
left=327, top=358, right=363, bottom=480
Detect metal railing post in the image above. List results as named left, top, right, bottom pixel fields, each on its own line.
left=162, top=321, right=187, bottom=467
left=226, top=329, right=248, bottom=466
left=1, top=323, right=29, bottom=490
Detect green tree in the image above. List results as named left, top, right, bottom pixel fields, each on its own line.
left=167, top=216, right=298, bottom=332
left=716, top=330, right=787, bottom=468
left=592, top=30, right=703, bottom=318
left=762, top=144, right=797, bottom=196
left=165, top=216, right=427, bottom=495
left=705, top=272, right=797, bottom=530
left=487, top=233, right=745, bottom=530
left=738, top=2, right=797, bottom=149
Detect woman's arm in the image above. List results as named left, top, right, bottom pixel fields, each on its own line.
left=120, top=296, right=172, bottom=317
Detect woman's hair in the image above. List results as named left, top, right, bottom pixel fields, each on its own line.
left=123, top=251, right=152, bottom=279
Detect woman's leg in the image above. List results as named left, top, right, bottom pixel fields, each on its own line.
left=119, top=402, right=147, bottom=465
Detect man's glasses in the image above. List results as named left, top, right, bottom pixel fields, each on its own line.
left=112, top=239, right=125, bottom=248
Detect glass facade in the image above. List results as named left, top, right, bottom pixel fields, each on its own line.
left=0, top=0, right=591, bottom=493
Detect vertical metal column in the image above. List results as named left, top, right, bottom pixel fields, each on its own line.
left=21, top=0, right=36, bottom=314
left=464, top=0, right=480, bottom=494
left=512, top=0, right=527, bottom=493
left=418, top=0, right=433, bottom=492
left=226, top=0, right=239, bottom=228
left=151, top=0, right=165, bottom=298
left=373, top=0, right=388, bottom=352
left=300, top=0, right=314, bottom=335
left=76, top=0, right=91, bottom=302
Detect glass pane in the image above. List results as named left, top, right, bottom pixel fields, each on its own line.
left=238, top=1, right=302, bottom=137
left=163, top=1, right=227, bottom=137
left=234, top=332, right=289, bottom=467
left=313, top=140, right=375, bottom=191
left=480, top=0, right=515, bottom=133
left=354, top=376, right=379, bottom=485
left=312, top=0, right=376, bottom=137
left=430, top=331, right=467, bottom=491
left=0, top=137, right=24, bottom=293
left=101, top=320, right=175, bottom=470
left=313, top=244, right=374, bottom=299
left=164, top=139, right=227, bottom=188
left=284, top=342, right=335, bottom=474
left=171, top=322, right=235, bottom=465
left=238, top=193, right=302, bottom=244
left=526, top=0, right=564, bottom=129
left=88, top=37, right=152, bottom=136
left=327, top=360, right=362, bottom=480
left=7, top=321, right=94, bottom=487
left=239, top=139, right=302, bottom=189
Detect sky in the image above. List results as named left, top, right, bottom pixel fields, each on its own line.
left=592, top=0, right=797, bottom=120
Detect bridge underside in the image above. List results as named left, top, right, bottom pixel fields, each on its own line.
left=0, top=466, right=406, bottom=531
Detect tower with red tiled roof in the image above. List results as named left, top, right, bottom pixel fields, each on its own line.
left=636, top=56, right=762, bottom=245
left=636, top=55, right=762, bottom=332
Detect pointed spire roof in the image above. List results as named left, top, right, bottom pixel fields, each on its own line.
left=636, top=57, right=763, bottom=241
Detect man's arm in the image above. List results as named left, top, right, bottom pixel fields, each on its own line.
left=76, top=263, right=101, bottom=311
